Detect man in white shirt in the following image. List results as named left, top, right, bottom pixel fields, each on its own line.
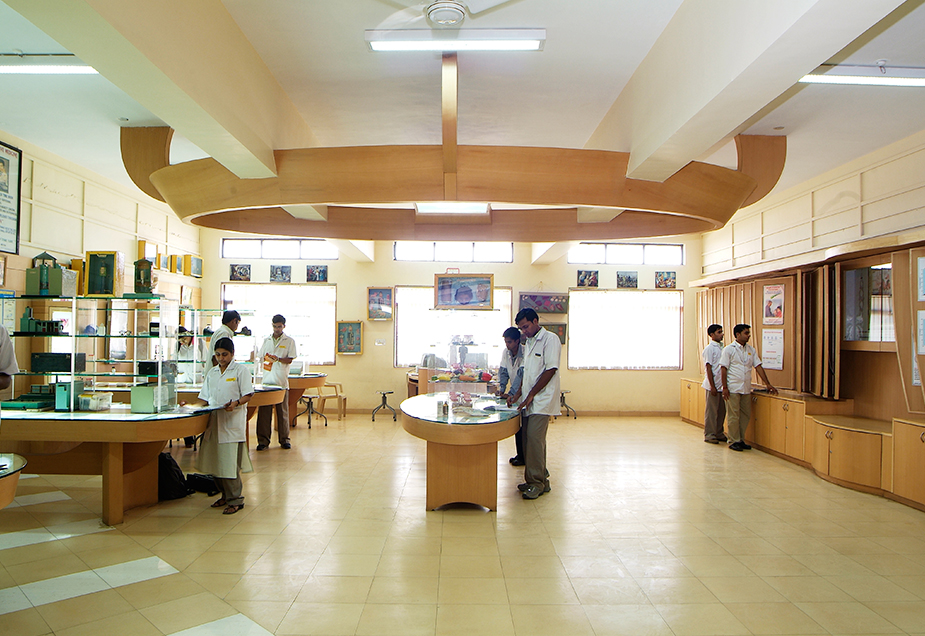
left=206, top=310, right=240, bottom=371
left=509, top=308, right=561, bottom=500
left=0, top=324, right=19, bottom=392
left=256, top=314, right=298, bottom=450
left=702, top=324, right=727, bottom=444
left=720, top=323, right=778, bottom=451
left=498, top=326, right=525, bottom=466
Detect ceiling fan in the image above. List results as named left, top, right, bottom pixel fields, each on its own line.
left=375, top=0, right=518, bottom=30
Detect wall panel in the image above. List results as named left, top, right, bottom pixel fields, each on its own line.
left=31, top=163, right=83, bottom=215
left=32, top=206, right=83, bottom=255
left=813, top=177, right=859, bottom=217
left=861, top=147, right=925, bottom=201
left=84, top=184, right=137, bottom=233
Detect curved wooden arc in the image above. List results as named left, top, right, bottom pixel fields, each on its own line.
left=735, top=134, right=786, bottom=208
left=121, top=126, right=174, bottom=202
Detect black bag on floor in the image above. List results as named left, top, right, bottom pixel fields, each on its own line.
left=187, top=473, right=220, bottom=496
left=158, top=452, right=193, bottom=500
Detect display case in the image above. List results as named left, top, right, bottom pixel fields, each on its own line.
left=7, top=296, right=180, bottom=413
left=178, top=307, right=257, bottom=385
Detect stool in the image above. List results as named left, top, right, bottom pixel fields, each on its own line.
left=559, top=390, right=576, bottom=419
left=372, top=390, right=396, bottom=421
left=298, top=394, right=327, bottom=429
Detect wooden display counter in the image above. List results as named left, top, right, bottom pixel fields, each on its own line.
left=286, top=373, right=327, bottom=426
left=401, top=392, right=520, bottom=511
left=0, top=406, right=209, bottom=525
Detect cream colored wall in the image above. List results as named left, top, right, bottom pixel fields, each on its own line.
left=701, top=128, right=925, bottom=283
left=0, top=129, right=200, bottom=292
left=200, top=229, right=703, bottom=413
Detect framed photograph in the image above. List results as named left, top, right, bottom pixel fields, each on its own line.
left=270, top=264, right=292, bottom=283
left=0, top=141, right=22, bottom=255
left=183, top=255, right=203, bottom=278
left=180, top=285, right=193, bottom=306
left=435, top=274, right=493, bottom=310
left=156, top=253, right=169, bottom=270
left=169, top=254, right=184, bottom=274
left=545, top=322, right=567, bottom=345
left=577, top=270, right=599, bottom=287
left=617, top=271, right=637, bottom=288
left=84, top=251, right=125, bottom=297
left=368, top=287, right=393, bottom=320
left=655, top=271, right=677, bottom=289
left=307, top=265, right=328, bottom=282
left=763, top=284, right=784, bottom=325
left=0, top=255, right=5, bottom=287
left=519, top=292, right=568, bottom=314
left=137, top=239, right=157, bottom=264
left=337, top=321, right=363, bottom=355
left=230, top=263, right=251, bottom=281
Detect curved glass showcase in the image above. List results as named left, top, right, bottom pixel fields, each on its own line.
left=400, top=392, right=519, bottom=426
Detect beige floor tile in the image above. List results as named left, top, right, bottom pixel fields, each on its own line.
left=440, top=536, right=500, bottom=556
left=438, top=577, right=509, bottom=605
left=0, top=539, right=72, bottom=567
left=208, top=532, right=277, bottom=553
left=294, top=575, right=373, bottom=604
left=509, top=604, right=595, bottom=636
left=6, top=552, right=90, bottom=585
left=375, top=554, right=440, bottom=577
left=277, top=602, right=364, bottom=636
left=381, top=535, right=443, bottom=556
left=660, top=536, right=729, bottom=557
left=794, top=601, right=904, bottom=634
left=115, top=572, right=206, bottom=609
left=225, top=599, right=293, bottom=633
left=679, top=555, right=753, bottom=577
left=53, top=610, right=161, bottom=636
left=440, top=555, right=503, bottom=578
left=75, top=543, right=154, bottom=569
left=247, top=551, right=321, bottom=576
left=725, top=601, right=826, bottom=634
left=355, top=603, right=437, bottom=636
left=583, top=603, right=674, bottom=636
left=737, top=554, right=817, bottom=577
left=366, top=576, right=439, bottom=604
left=619, top=555, right=693, bottom=579
left=500, top=555, right=568, bottom=578
left=183, top=572, right=243, bottom=598
left=312, top=552, right=380, bottom=577
left=0, top=607, right=52, bottom=636
left=889, top=574, right=925, bottom=600
left=139, top=591, right=237, bottom=633
left=654, top=602, right=751, bottom=636
left=147, top=549, right=204, bottom=571
left=863, top=600, right=925, bottom=633
left=699, top=576, right=788, bottom=603
left=185, top=549, right=265, bottom=574
left=504, top=577, right=579, bottom=605
left=638, top=577, right=721, bottom=604
left=35, top=589, right=134, bottom=632
left=827, top=574, right=922, bottom=602
left=497, top=536, right=557, bottom=557
left=436, top=603, right=515, bottom=636
left=763, top=575, right=857, bottom=603
left=570, top=577, right=649, bottom=605
left=224, top=573, right=307, bottom=603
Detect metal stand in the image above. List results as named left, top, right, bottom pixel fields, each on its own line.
left=298, top=395, right=328, bottom=429
left=558, top=390, right=576, bottom=419
left=372, top=390, right=397, bottom=421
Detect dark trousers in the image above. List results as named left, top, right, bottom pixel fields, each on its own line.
left=256, top=390, right=290, bottom=446
left=704, top=390, right=726, bottom=440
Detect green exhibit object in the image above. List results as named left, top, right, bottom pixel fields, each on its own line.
left=25, top=251, right=78, bottom=297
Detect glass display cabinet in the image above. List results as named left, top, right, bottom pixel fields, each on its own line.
left=178, top=307, right=256, bottom=384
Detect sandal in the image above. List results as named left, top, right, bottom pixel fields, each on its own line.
left=210, top=498, right=227, bottom=508
left=223, top=504, right=244, bottom=515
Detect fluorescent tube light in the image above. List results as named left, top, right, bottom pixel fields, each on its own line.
left=416, top=202, right=489, bottom=215
left=366, top=29, right=545, bottom=52
left=0, top=54, right=98, bottom=75
left=0, top=65, right=98, bottom=75
left=800, top=64, right=925, bottom=87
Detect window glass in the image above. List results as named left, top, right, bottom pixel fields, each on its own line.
left=568, top=243, right=605, bottom=264
left=569, top=289, right=682, bottom=369
left=644, top=244, right=684, bottom=266
left=606, top=244, right=644, bottom=265
left=262, top=240, right=300, bottom=259
left=394, top=241, right=435, bottom=261
left=222, top=239, right=261, bottom=259
left=473, top=242, right=513, bottom=262
left=436, top=242, right=474, bottom=262
left=300, top=240, right=340, bottom=260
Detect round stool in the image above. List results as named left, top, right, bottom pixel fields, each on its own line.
left=372, top=390, right=397, bottom=421
left=558, top=390, right=576, bottom=419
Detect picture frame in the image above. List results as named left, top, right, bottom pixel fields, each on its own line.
left=434, top=273, right=493, bottom=310
left=368, top=286, right=393, bottom=321
left=307, top=265, right=328, bottom=282
left=545, top=322, right=567, bottom=345
left=183, top=254, right=203, bottom=278
left=763, top=284, right=784, bottom=325
left=169, top=255, right=184, bottom=275
left=337, top=320, right=363, bottom=354
left=655, top=271, right=677, bottom=289
left=137, top=239, right=157, bottom=264
left=270, top=264, right=292, bottom=283
left=180, top=285, right=193, bottom=306
left=84, top=251, right=125, bottom=297
left=230, top=263, right=251, bottom=281
left=0, top=255, right=5, bottom=287
left=519, top=292, right=568, bottom=314
left=0, top=141, right=22, bottom=255
left=577, top=270, right=599, bottom=287
left=156, top=253, right=169, bottom=271
left=617, top=271, right=638, bottom=288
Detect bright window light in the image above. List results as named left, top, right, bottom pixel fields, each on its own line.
left=436, top=242, right=474, bottom=262
left=606, top=244, right=644, bottom=265
left=644, top=244, right=684, bottom=266
left=395, top=241, right=435, bottom=261
left=222, top=239, right=261, bottom=259
left=416, top=202, right=489, bottom=214
left=568, top=243, right=605, bottom=264
left=473, top=242, right=513, bottom=262
left=0, top=65, right=98, bottom=74
left=263, top=240, right=300, bottom=259
left=301, top=239, right=339, bottom=260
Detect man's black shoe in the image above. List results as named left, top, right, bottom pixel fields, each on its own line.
left=741, top=443, right=752, bottom=450
left=728, top=441, right=745, bottom=452
left=509, top=456, right=525, bottom=466
left=281, top=442, right=291, bottom=449
left=256, top=444, right=268, bottom=451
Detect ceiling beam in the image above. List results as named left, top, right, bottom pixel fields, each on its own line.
left=282, top=205, right=328, bottom=221
left=577, top=207, right=624, bottom=223
left=442, top=53, right=458, bottom=200
left=6, top=0, right=317, bottom=179
left=587, top=0, right=905, bottom=182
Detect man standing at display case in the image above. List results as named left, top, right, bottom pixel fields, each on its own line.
left=721, top=323, right=778, bottom=451
left=509, top=308, right=560, bottom=500
left=256, top=315, right=298, bottom=450
left=702, top=324, right=727, bottom=444
left=499, top=326, right=525, bottom=466
left=207, top=310, right=240, bottom=371
left=0, top=324, right=19, bottom=391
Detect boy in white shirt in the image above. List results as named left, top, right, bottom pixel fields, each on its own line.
left=720, top=323, right=778, bottom=451
left=256, top=314, right=298, bottom=450
left=702, top=324, right=727, bottom=444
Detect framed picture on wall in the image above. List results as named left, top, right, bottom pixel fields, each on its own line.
left=230, top=263, right=251, bottom=281
left=156, top=253, right=169, bottom=270
left=655, top=271, right=677, bottom=288
left=270, top=264, right=291, bottom=283
left=518, top=292, right=568, bottom=314
left=577, top=270, right=599, bottom=287
left=307, top=265, right=328, bottom=282
left=337, top=321, right=363, bottom=354
left=0, top=141, right=22, bottom=255
left=434, top=273, right=493, bottom=309
left=545, top=322, right=567, bottom=345
left=763, top=284, right=784, bottom=325
left=368, top=287, right=393, bottom=320
left=617, top=271, right=637, bottom=288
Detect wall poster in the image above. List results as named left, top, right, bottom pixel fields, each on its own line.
left=913, top=343, right=921, bottom=387
left=0, top=141, right=22, bottom=254
left=761, top=328, right=784, bottom=371
left=763, top=284, right=784, bottom=325
left=918, top=310, right=925, bottom=356
left=918, top=256, right=925, bottom=302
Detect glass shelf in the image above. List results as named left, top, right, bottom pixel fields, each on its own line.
left=13, top=333, right=172, bottom=338
left=16, top=372, right=164, bottom=378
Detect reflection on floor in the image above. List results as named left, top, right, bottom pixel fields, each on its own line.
left=3, top=414, right=925, bottom=635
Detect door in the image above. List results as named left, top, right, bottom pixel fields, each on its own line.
left=812, top=422, right=830, bottom=474
left=828, top=428, right=881, bottom=488
left=893, top=420, right=925, bottom=505
left=766, top=399, right=787, bottom=454
left=783, top=402, right=805, bottom=460
left=680, top=380, right=692, bottom=421
left=749, top=394, right=770, bottom=447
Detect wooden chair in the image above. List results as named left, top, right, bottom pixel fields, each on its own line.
left=313, top=382, right=346, bottom=420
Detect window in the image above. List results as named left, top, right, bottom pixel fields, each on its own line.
left=395, top=287, right=513, bottom=368
left=568, top=242, right=683, bottom=265
left=222, top=283, right=337, bottom=365
left=394, top=241, right=513, bottom=263
left=221, top=238, right=339, bottom=260
left=568, top=289, right=683, bottom=369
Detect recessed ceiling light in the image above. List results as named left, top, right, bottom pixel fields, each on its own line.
left=773, top=126, right=784, bottom=130
left=0, top=53, right=97, bottom=75
left=366, top=28, right=545, bottom=52
left=800, top=63, right=925, bottom=87
left=416, top=202, right=489, bottom=214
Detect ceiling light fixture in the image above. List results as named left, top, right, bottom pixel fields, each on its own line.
left=366, top=28, right=545, bottom=52
left=0, top=53, right=98, bottom=75
left=800, top=63, right=925, bottom=87
left=415, top=202, right=489, bottom=214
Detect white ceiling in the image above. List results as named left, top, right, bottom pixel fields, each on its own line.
left=1, top=0, right=925, bottom=215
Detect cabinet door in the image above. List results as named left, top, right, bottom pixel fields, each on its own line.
left=829, top=428, right=881, bottom=488
left=812, top=422, right=830, bottom=474
left=693, top=386, right=705, bottom=426
left=893, top=421, right=925, bottom=505
left=767, top=400, right=787, bottom=454
left=750, top=395, right=771, bottom=447
left=784, top=402, right=805, bottom=460
left=679, top=380, right=691, bottom=421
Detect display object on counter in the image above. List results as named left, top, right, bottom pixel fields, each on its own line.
left=55, top=380, right=85, bottom=411
left=24, top=251, right=79, bottom=297
left=84, top=251, right=125, bottom=297
left=17, top=307, right=65, bottom=334
left=131, top=381, right=177, bottom=414
left=78, top=392, right=112, bottom=411
left=31, top=352, right=87, bottom=373
left=138, top=360, right=178, bottom=377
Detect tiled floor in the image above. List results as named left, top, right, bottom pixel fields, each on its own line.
left=3, top=413, right=925, bottom=635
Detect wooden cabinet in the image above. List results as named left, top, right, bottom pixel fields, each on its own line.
left=812, top=421, right=882, bottom=489
left=893, top=419, right=925, bottom=506
left=679, top=379, right=704, bottom=425
left=679, top=379, right=692, bottom=421
left=783, top=401, right=805, bottom=460
left=749, top=395, right=804, bottom=459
